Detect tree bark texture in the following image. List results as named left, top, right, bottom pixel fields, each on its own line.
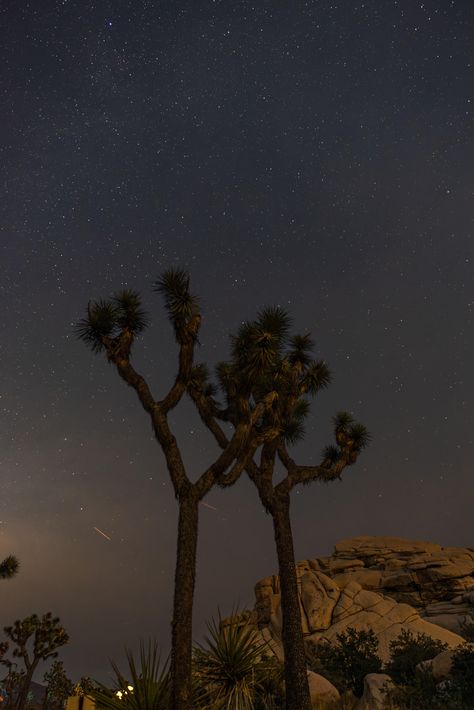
left=170, top=493, right=199, bottom=710
left=15, top=664, right=36, bottom=710
left=272, top=496, right=312, bottom=710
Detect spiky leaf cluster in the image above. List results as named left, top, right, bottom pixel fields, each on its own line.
left=214, top=307, right=333, bottom=446
left=317, top=413, right=371, bottom=468
left=0, top=555, right=19, bottom=579
left=88, top=641, right=169, bottom=710
left=75, top=290, right=148, bottom=354
left=193, top=613, right=283, bottom=709
left=154, top=268, right=199, bottom=341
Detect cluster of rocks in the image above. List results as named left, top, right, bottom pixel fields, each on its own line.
left=250, top=536, right=474, bottom=708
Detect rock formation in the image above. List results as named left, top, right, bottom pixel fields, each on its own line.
left=253, top=536, right=473, bottom=661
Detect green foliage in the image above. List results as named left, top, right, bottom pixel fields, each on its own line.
left=193, top=613, right=284, bottom=709
left=0, top=555, right=19, bottom=579
left=460, top=618, right=474, bottom=642
left=43, top=660, right=73, bottom=709
left=307, top=628, right=382, bottom=698
left=75, top=290, right=148, bottom=353
left=387, top=667, right=445, bottom=710
left=112, top=290, right=149, bottom=334
left=89, top=641, right=169, bottom=710
left=386, top=629, right=448, bottom=685
left=154, top=268, right=199, bottom=340
left=442, top=643, right=474, bottom=708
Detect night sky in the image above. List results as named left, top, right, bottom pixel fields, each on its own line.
left=1, top=0, right=473, bottom=683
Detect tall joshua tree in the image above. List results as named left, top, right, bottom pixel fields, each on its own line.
left=76, top=270, right=275, bottom=710
left=187, top=308, right=369, bottom=710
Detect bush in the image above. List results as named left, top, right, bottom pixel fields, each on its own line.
left=387, top=668, right=445, bottom=710
left=306, top=627, right=382, bottom=698
left=459, top=618, right=474, bottom=642
left=442, top=642, right=474, bottom=709
left=386, top=629, right=448, bottom=685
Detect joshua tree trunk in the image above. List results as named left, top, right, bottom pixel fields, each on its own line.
left=272, top=492, right=311, bottom=710
left=171, top=491, right=199, bottom=710
left=15, top=663, right=37, bottom=710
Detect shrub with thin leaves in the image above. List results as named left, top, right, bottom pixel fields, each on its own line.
left=89, top=641, right=169, bottom=710
left=307, top=627, right=382, bottom=698
left=460, top=618, right=474, bottom=642
left=442, top=642, right=474, bottom=708
left=193, top=613, right=283, bottom=709
left=386, top=666, right=445, bottom=710
left=386, top=629, right=448, bottom=685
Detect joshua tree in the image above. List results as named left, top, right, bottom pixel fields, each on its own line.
left=0, top=556, right=19, bottom=580
left=187, top=308, right=369, bottom=709
left=3, top=613, right=69, bottom=710
left=76, top=271, right=275, bottom=710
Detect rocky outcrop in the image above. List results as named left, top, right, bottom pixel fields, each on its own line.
left=254, top=536, right=472, bottom=661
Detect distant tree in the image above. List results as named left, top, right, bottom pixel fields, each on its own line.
left=43, top=661, right=73, bottom=710
left=0, top=556, right=19, bottom=580
left=3, top=613, right=69, bottom=710
left=188, top=310, right=369, bottom=709
left=76, top=271, right=272, bottom=710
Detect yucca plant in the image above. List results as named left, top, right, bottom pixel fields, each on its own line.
left=193, top=613, right=283, bottom=710
left=90, top=641, right=169, bottom=710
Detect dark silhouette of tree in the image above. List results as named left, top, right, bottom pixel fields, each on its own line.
left=76, top=271, right=274, bottom=710
left=42, top=660, right=73, bottom=710
left=2, top=613, right=69, bottom=710
left=187, top=308, right=369, bottom=710
left=0, top=556, right=19, bottom=580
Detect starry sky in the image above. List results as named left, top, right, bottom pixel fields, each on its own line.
left=1, top=0, right=473, bottom=683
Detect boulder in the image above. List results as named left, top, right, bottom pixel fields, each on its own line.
left=418, top=648, right=456, bottom=680
left=254, top=537, right=469, bottom=662
left=356, top=673, right=395, bottom=710
left=306, top=670, right=340, bottom=707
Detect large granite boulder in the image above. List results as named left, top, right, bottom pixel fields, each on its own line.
left=306, top=670, right=340, bottom=707
left=254, top=536, right=471, bottom=661
left=356, top=673, right=394, bottom=710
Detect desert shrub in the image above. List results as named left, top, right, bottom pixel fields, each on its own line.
left=386, top=667, right=445, bottom=710
left=386, top=629, right=448, bottom=685
left=306, top=627, right=382, bottom=698
left=442, top=642, right=474, bottom=709
left=459, top=617, right=474, bottom=642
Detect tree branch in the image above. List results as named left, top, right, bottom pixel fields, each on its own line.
left=161, top=314, right=201, bottom=413
left=105, top=334, right=190, bottom=498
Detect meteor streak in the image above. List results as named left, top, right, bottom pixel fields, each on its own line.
left=93, top=526, right=112, bottom=541
left=200, top=501, right=217, bottom=511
